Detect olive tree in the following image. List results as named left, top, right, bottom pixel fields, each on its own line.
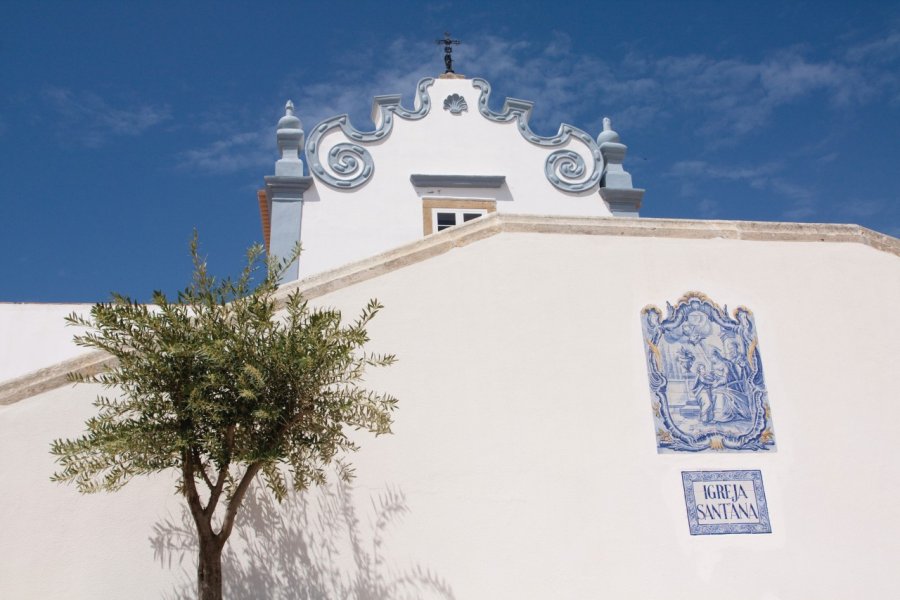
left=51, top=239, right=397, bottom=600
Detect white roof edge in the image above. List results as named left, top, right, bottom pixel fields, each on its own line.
left=0, top=350, right=111, bottom=406
left=2, top=213, right=897, bottom=405
left=276, top=213, right=899, bottom=304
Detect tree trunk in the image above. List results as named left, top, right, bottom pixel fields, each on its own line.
left=186, top=459, right=260, bottom=599
left=197, top=534, right=223, bottom=600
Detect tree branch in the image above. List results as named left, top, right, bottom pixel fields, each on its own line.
left=194, top=448, right=214, bottom=491
left=217, top=461, right=262, bottom=544
left=203, top=425, right=235, bottom=518
left=182, top=449, right=213, bottom=540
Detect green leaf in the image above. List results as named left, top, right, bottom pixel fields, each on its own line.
left=51, top=233, right=398, bottom=542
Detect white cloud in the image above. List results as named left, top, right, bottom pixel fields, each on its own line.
left=781, top=199, right=818, bottom=220
left=760, top=54, right=872, bottom=106
left=667, top=159, right=817, bottom=219
left=838, top=198, right=887, bottom=218
left=183, top=38, right=440, bottom=173
left=283, top=37, right=438, bottom=128
left=667, top=160, right=781, bottom=181
left=638, top=50, right=877, bottom=140
left=42, top=87, right=171, bottom=147
left=183, top=28, right=899, bottom=174
left=180, top=129, right=272, bottom=173
left=768, top=179, right=814, bottom=202
left=696, top=198, right=721, bottom=218
left=275, top=34, right=617, bottom=137
left=455, top=34, right=884, bottom=141
left=846, top=32, right=900, bottom=63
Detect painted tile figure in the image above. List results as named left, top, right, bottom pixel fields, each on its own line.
left=641, top=292, right=776, bottom=452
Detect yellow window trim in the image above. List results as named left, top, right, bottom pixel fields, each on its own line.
left=422, top=198, right=497, bottom=235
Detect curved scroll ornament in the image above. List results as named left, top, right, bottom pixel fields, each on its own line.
left=306, top=78, right=435, bottom=189
left=640, top=293, right=776, bottom=453
left=471, top=78, right=603, bottom=193
left=326, top=143, right=372, bottom=188
left=545, top=150, right=586, bottom=189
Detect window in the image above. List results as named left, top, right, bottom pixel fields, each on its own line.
left=422, top=199, right=496, bottom=235
left=433, top=209, right=487, bottom=232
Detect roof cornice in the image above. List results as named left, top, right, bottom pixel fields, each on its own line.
left=275, top=214, right=899, bottom=305
left=2, top=214, right=897, bottom=405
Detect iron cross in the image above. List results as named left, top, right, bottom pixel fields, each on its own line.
left=435, top=32, right=461, bottom=73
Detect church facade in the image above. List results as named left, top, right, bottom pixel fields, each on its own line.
left=1, top=72, right=899, bottom=599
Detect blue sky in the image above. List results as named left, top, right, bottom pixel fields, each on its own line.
left=2, top=0, right=899, bottom=302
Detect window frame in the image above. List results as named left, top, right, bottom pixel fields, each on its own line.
left=422, top=198, right=497, bottom=235
left=433, top=208, right=487, bottom=232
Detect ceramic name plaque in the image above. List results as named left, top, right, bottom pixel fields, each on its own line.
left=641, top=292, right=776, bottom=453
left=682, top=470, right=772, bottom=535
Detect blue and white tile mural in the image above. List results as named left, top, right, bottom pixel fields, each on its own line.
left=641, top=292, right=776, bottom=453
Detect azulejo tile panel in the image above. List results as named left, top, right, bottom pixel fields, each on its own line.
left=681, top=470, right=772, bottom=535
left=641, top=292, right=776, bottom=453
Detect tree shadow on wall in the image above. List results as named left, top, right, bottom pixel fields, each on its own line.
left=151, top=480, right=456, bottom=599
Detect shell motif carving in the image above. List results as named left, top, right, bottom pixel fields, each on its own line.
left=443, top=93, right=468, bottom=115
left=306, top=77, right=607, bottom=193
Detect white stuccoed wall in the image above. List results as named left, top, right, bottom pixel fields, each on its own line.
left=0, top=303, right=93, bottom=381
left=296, top=77, right=614, bottom=279
left=2, top=227, right=899, bottom=599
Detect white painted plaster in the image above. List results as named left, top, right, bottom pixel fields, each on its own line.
left=2, top=230, right=899, bottom=598
left=296, top=78, right=614, bottom=279
left=0, top=303, right=93, bottom=381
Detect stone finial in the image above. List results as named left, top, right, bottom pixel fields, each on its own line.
left=597, top=116, right=644, bottom=217
left=598, top=117, right=630, bottom=188
left=279, top=100, right=300, bottom=126
left=596, top=117, right=620, bottom=144
left=264, top=100, right=313, bottom=284
left=275, top=99, right=304, bottom=177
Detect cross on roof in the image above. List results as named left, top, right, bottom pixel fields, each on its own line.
left=435, top=32, right=461, bottom=74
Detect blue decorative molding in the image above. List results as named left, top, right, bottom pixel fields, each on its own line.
left=600, top=188, right=643, bottom=217
left=306, top=78, right=435, bottom=189
left=410, top=174, right=505, bottom=188
left=682, top=470, right=772, bottom=535
left=544, top=150, right=586, bottom=189
left=470, top=78, right=603, bottom=193
left=443, top=93, right=468, bottom=114
left=306, top=77, right=607, bottom=194
left=641, top=292, right=776, bottom=453
left=264, top=175, right=314, bottom=196
left=325, top=143, right=372, bottom=189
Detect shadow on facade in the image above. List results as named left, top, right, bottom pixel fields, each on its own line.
left=151, top=479, right=455, bottom=599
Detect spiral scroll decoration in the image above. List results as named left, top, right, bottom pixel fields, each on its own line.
left=472, top=78, right=603, bottom=193
left=544, top=150, right=600, bottom=192
left=307, top=76, right=603, bottom=192
left=323, top=143, right=373, bottom=188
left=306, top=78, right=435, bottom=189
